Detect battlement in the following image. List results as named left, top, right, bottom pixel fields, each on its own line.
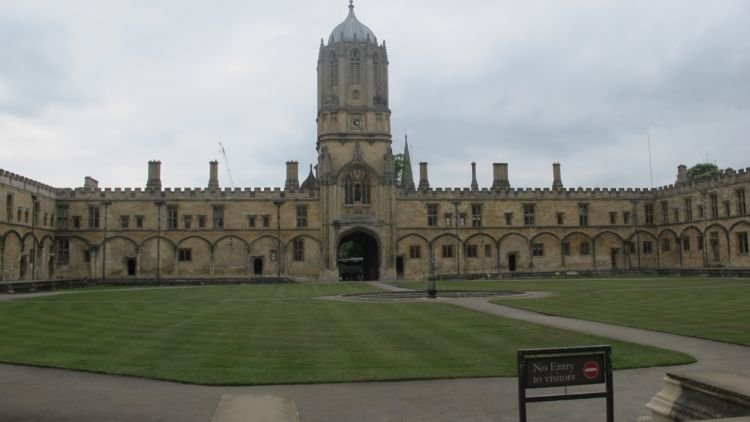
left=0, top=168, right=57, bottom=198
left=54, top=185, right=316, bottom=201
left=657, top=166, right=750, bottom=195
left=401, top=185, right=660, bottom=201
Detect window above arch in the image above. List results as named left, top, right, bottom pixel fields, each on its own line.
left=344, top=169, right=370, bottom=205
left=350, top=49, right=361, bottom=85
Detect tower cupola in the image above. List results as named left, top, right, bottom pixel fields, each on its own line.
left=328, top=1, right=377, bottom=45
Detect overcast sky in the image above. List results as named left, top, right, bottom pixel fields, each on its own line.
left=2, top=0, right=749, bottom=190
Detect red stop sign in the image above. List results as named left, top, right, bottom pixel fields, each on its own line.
left=583, top=360, right=600, bottom=380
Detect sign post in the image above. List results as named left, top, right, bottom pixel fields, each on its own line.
left=517, top=345, right=613, bottom=422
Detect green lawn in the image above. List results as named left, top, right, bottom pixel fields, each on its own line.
left=394, top=277, right=750, bottom=345
left=0, top=283, right=692, bottom=385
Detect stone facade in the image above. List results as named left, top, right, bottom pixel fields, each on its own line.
left=1, top=3, right=749, bottom=282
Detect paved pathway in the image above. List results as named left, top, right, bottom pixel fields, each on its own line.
left=2, top=289, right=749, bottom=421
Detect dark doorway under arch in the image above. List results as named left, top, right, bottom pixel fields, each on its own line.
left=253, top=258, right=263, bottom=275
left=338, top=231, right=379, bottom=281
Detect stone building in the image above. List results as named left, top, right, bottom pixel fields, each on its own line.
left=1, top=2, right=749, bottom=282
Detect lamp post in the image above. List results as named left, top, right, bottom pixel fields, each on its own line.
left=101, top=201, right=112, bottom=280
left=154, top=201, right=164, bottom=281
left=31, top=194, right=38, bottom=280
left=273, top=199, right=285, bottom=278
left=452, top=200, right=460, bottom=276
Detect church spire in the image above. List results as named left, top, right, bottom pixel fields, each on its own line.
left=401, top=134, right=416, bottom=191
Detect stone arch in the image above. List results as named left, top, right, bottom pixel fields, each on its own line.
left=561, top=231, right=594, bottom=270
left=1, top=230, right=23, bottom=280
left=657, top=229, right=680, bottom=268
left=214, top=235, right=250, bottom=277
left=628, top=230, right=658, bottom=269
left=704, top=223, right=730, bottom=266
left=679, top=226, right=704, bottom=268
left=139, top=236, right=177, bottom=278
left=249, top=234, right=282, bottom=277
left=396, top=233, right=430, bottom=280
left=287, top=234, right=322, bottom=278
left=103, top=236, right=139, bottom=278
left=499, top=233, right=529, bottom=272
left=38, top=235, right=55, bottom=279
left=463, top=233, right=496, bottom=275
left=430, top=232, right=463, bottom=275
left=529, top=232, right=561, bottom=271
left=336, top=229, right=378, bottom=281
left=729, top=221, right=750, bottom=267
left=175, top=236, right=211, bottom=277
left=593, top=231, right=626, bottom=270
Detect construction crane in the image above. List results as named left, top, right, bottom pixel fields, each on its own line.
left=218, top=142, right=236, bottom=188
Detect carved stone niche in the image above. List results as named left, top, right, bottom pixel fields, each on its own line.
left=645, top=371, right=750, bottom=422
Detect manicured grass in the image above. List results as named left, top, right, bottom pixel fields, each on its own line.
left=395, top=277, right=750, bottom=345
left=0, top=283, right=692, bottom=385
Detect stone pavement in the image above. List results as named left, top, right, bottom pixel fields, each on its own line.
left=2, top=289, right=749, bottom=421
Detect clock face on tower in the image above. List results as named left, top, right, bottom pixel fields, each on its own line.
left=349, top=114, right=364, bottom=130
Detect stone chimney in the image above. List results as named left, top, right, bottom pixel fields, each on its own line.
left=285, top=161, right=299, bottom=190
left=208, top=160, right=219, bottom=189
left=84, top=176, right=99, bottom=190
left=418, top=162, right=430, bottom=190
left=677, top=164, right=688, bottom=184
left=146, top=160, right=162, bottom=190
left=492, top=163, right=510, bottom=189
left=470, top=162, right=478, bottom=191
left=552, top=162, right=563, bottom=190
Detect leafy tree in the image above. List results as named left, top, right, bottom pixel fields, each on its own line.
left=687, top=163, right=720, bottom=180
left=394, top=153, right=404, bottom=185
left=339, top=241, right=365, bottom=259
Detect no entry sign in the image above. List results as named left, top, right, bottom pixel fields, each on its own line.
left=517, top=345, right=613, bottom=422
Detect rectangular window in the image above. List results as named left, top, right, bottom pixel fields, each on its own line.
left=198, top=215, right=206, bottom=228
left=44, top=213, right=48, bottom=226
left=661, top=201, right=669, bottom=224
left=471, top=204, right=482, bottom=227
left=459, top=213, right=467, bottom=226
left=579, top=204, right=589, bottom=226
left=644, top=203, right=654, bottom=225
left=83, top=250, right=91, bottom=263
left=293, top=238, right=305, bottom=261
left=33, top=201, right=40, bottom=226
left=296, top=205, right=308, bottom=228
left=710, top=194, right=718, bottom=219
left=682, top=236, right=691, bottom=251
left=167, top=205, right=178, bottom=229
left=609, top=212, right=617, bottom=225
left=723, top=200, right=731, bottom=217
left=88, top=206, right=100, bottom=229
left=673, top=209, right=680, bottom=223
left=624, top=241, right=635, bottom=254
left=466, top=245, right=478, bottom=258
left=523, top=204, right=535, bottom=226
left=698, top=234, right=704, bottom=251
left=213, top=206, right=224, bottom=229
left=178, top=248, right=192, bottom=262
left=248, top=215, right=256, bottom=228
left=120, top=215, right=129, bottom=228
left=662, top=238, right=671, bottom=252
left=737, top=232, right=749, bottom=255
left=442, top=244, right=453, bottom=258
left=532, top=243, right=544, bottom=257
left=24, top=209, right=29, bottom=223
left=737, top=189, right=747, bottom=216
left=56, top=206, right=69, bottom=229
left=484, top=244, right=492, bottom=257
left=183, top=215, right=192, bottom=229
left=698, top=205, right=705, bottom=219
left=562, top=242, right=571, bottom=256
left=409, top=245, right=421, bottom=259
left=270, top=250, right=277, bottom=262
left=685, top=198, right=693, bottom=222
left=136, top=215, right=145, bottom=228
left=5, top=194, right=12, bottom=222
left=556, top=213, right=564, bottom=225
left=55, top=238, right=70, bottom=264
left=73, top=216, right=82, bottom=229
left=643, top=241, right=653, bottom=254
left=505, top=213, right=513, bottom=226
left=444, top=213, right=453, bottom=227
left=580, top=242, right=590, bottom=255
left=427, top=205, right=438, bottom=227
left=262, top=215, right=270, bottom=228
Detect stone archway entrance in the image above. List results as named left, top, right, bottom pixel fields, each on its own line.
left=338, top=231, right=379, bottom=281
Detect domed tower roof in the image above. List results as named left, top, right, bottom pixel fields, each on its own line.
left=328, top=1, right=377, bottom=45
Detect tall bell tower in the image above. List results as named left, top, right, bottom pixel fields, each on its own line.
left=316, top=1, right=396, bottom=281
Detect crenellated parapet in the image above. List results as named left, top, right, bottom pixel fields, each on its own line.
left=657, top=166, right=750, bottom=196
left=0, top=168, right=57, bottom=198
left=54, top=186, right=317, bottom=201
left=398, top=185, right=662, bottom=201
